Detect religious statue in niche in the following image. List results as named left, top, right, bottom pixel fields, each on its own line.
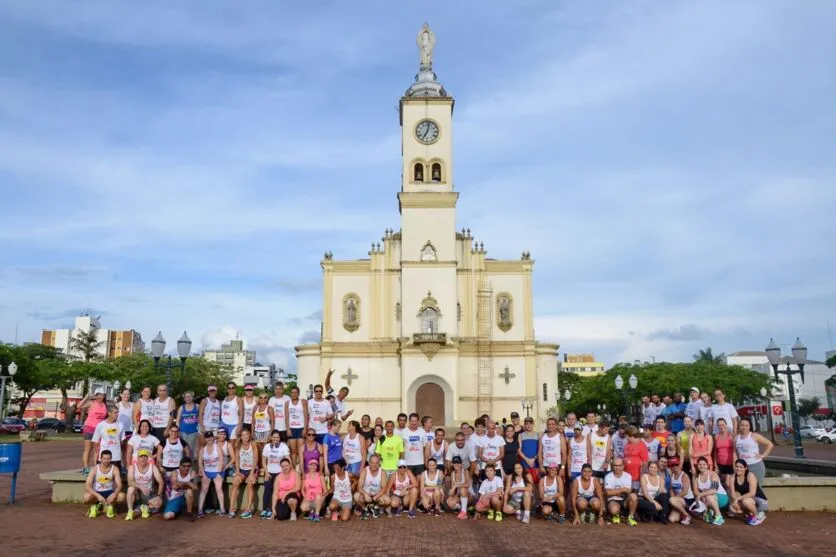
left=343, top=294, right=360, bottom=332
left=497, top=294, right=513, bottom=332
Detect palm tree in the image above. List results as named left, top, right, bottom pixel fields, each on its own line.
left=693, top=347, right=725, bottom=364
left=68, top=327, right=103, bottom=397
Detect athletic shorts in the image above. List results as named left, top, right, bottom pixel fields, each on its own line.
left=717, top=464, right=734, bottom=476
left=290, top=428, right=304, bottom=440
left=507, top=496, right=523, bottom=511
left=83, top=427, right=96, bottom=441
left=569, top=471, right=582, bottom=481
left=334, top=500, right=352, bottom=510
left=164, top=496, right=185, bottom=515
left=238, top=469, right=252, bottom=479
left=96, top=489, right=114, bottom=500
left=253, top=430, right=270, bottom=442
left=408, top=464, right=425, bottom=476
left=314, top=433, right=326, bottom=445
left=717, top=493, right=729, bottom=509
left=204, top=471, right=220, bottom=480
left=346, top=462, right=362, bottom=476
left=592, top=470, right=606, bottom=480
left=219, top=422, right=238, bottom=440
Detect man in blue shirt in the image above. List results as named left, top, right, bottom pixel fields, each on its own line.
left=662, top=393, right=688, bottom=434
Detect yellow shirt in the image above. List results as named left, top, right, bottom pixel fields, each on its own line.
left=376, top=435, right=404, bottom=471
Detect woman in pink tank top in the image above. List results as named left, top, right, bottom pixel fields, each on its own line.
left=300, top=459, right=325, bottom=521
left=689, top=419, right=714, bottom=471
left=713, top=417, right=735, bottom=481
left=272, top=458, right=302, bottom=521
left=80, top=389, right=109, bottom=474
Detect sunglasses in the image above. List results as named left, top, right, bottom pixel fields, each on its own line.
left=307, top=433, right=315, bottom=437
left=398, top=465, right=406, bottom=469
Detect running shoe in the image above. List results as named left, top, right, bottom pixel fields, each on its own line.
left=289, top=512, right=297, bottom=521
left=516, top=510, right=522, bottom=521
left=197, top=511, right=205, bottom=518
left=105, top=505, right=116, bottom=518
left=408, top=510, right=416, bottom=519
left=215, top=509, right=225, bottom=516
left=522, top=515, right=530, bottom=524
left=486, top=509, right=494, bottom=520
left=259, top=510, right=269, bottom=518
left=611, top=515, right=621, bottom=525
left=82, top=467, right=89, bottom=476
left=361, top=510, right=369, bottom=520
left=495, top=511, right=503, bottom=522
left=757, top=511, right=766, bottom=523
left=749, top=515, right=764, bottom=526
left=558, top=513, right=566, bottom=524
left=434, top=508, right=442, bottom=517
left=626, top=515, right=637, bottom=527
left=264, top=511, right=273, bottom=520
left=205, top=507, right=215, bottom=514
left=704, top=509, right=713, bottom=523
left=680, top=515, right=691, bottom=525
left=240, top=512, right=253, bottom=519
left=457, top=510, right=468, bottom=520
left=712, top=515, right=725, bottom=526
left=125, top=510, right=134, bottom=521
left=372, top=505, right=380, bottom=518
left=140, top=505, right=150, bottom=519
left=313, top=513, right=321, bottom=522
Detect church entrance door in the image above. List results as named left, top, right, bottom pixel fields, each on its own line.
left=415, top=382, right=445, bottom=425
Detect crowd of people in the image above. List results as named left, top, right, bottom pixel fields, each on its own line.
left=77, top=377, right=773, bottom=527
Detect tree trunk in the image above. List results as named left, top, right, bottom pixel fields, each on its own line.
left=14, top=390, right=37, bottom=419
left=60, top=386, right=73, bottom=427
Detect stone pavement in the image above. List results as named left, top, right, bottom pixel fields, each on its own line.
left=0, top=442, right=835, bottom=557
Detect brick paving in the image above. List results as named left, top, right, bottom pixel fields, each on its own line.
left=0, top=441, right=835, bottom=557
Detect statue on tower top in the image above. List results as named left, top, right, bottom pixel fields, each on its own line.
left=418, top=23, right=435, bottom=69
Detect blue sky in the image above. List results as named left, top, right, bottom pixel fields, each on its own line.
left=1, top=1, right=835, bottom=370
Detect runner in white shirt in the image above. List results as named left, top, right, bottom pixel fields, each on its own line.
left=198, top=386, right=221, bottom=450
left=307, top=384, right=332, bottom=443
left=402, top=413, right=427, bottom=475
left=604, top=458, right=638, bottom=526
left=342, top=420, right=367, bottom=477
left=711, top=389, right=739, bottom=435
left=325, top=369, right=354, bottom=422
left=268, top=382, right=291, bottom=435
left=126, top=420, right=161, bottom=467
left=219, top=382, right=243, bottom=445
left=589, top=421, right=613, bottom=479
left=393, top=413, right=409, bottom=441
left=475, top=464, right=505, bottom=521
left=241, top=385, right=257, bottom=433
left=125, top=449, right=164, bottom=520
left=150, top=385, right=175, bottom=442
left=83, top=450, right=124, bottom=518
left=285, top=386, right=307, bottom=470
left=354, top=454, right=389, bottom=519
left=116, top=390, right=134, bottom=437
left=327, top=459, right=355, bottom=522
left=133, top=386, right=155, bottom=430
left=568, top=425, right=589, bottom=481
left=478, top=421, right=506, bottom=478
left=92, top=406, right=126, bottom=465
left=538, top=418, right=566, bottom=475
left=419, top=458, right=445, bottom=516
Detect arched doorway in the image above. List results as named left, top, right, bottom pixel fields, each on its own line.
left=415, top=382, right=445, bottom=425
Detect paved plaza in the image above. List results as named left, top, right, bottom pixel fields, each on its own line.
left=0, top=442, right=835, bottom=557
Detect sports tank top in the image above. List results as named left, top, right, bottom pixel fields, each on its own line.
left=670, top=471, right=692, bottom=498
left=643, top=474, right=661, bottom=499
left=277, top=472, right=297, bottom=499
left=392, top=473, right=411, bottom=496
left=714, top=434, right=734, bottom=465
left=253, top=406, right=271, bottom=433
left=343, top=433, right=363, bottom=464
left=138, top=399, right=155, bottom=423
left=422, top=470, right=440, bottom=489
left=242, top=397, right=256, bottom=424
left=133, top=463, right=154, bottom=491
left=150, top=398, right=171, bottom=428
left=179, top=404, right=199, bottom=434
left=734, top=473, right=767, bottom=500
left=84, top=401, right=107, bottom=429
left=577, top=476, right=595, bottom=498
left=202, top=444, right=221, bottom=473
left=270, top=395, right=290, bottom=431
left=304, top=474, right=324, bottom=499
left=590, top=432, right=609, bottom=471
left=303, top=443, right=321, bottom=468
left=679, top=429, right=692, bottom=457
left=202, top=399, right=221, bottom=429
left=333, top=472, right=352, bottom=503
left=238, top=444, right=255, bottom=471
left=363, top=468, right=383, bottom=494
left=735, top=434, right=761, bottom=464
left=170, top=471, right=192, bottom=498
left=510, top=476, right=526, bottom=500
left=570, top=438, right=588, bottom=473
left=94, top=464, right=115, bottom=492
left=612, top=434, right=627, bottom=459
left=287, top=399, right=305, bottom=429
left=429, top=440, right=447, bottom=463
left=162, top=438, right=185, bottom=469
left=118, top=401, right=134, bottom=432
left=221, top=397, right=239, bottom=425
left=697, top=473, right=726, bottom=495
left=543, top=475, right=559, bottom=497
left=542, top=433, right=563, bottom=466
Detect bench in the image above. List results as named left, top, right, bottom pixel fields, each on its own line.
left=19, top=431, right=48, bottom=442
left=39, top=469, right=269, bottom=505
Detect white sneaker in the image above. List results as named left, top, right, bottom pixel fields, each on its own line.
left=290, top=511, right=297, bottom=521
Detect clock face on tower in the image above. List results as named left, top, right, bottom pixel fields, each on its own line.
left=415, top=119, right=439, bottom=144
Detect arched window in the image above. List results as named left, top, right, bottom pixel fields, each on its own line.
left=431, top=162, right=442, bottom=182
left=414, top=162, right=424, bottom=182
left=420, top=308, right=438, bottom=333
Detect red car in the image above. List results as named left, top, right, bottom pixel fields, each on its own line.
left=0, top=418, right=25, bottom=435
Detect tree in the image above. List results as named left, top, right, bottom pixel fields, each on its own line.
left=68, top=327, right=105, bottom=397
left=108, top=353, right=232, bottom=402
left=796, top=397, right=821, bottom=422
left=2, top=343, right=65, bottom=417
left=563, top=361, right=776, bottom=418
left=827, top=354, right=836, bottom=369
left=693, top=347, right=725, bottom=364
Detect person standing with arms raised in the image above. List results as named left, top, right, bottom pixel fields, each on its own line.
left=325, top=369, right=354, bottom=422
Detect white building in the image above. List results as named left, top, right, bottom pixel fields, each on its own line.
left=203, top=338, right=256, bottom=385
left=294, top=24, right=560, bottom=425
left=41, top=314, right=145, bottom=360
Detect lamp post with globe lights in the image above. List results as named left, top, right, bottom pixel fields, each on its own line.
left=615, top=374, right=638, bottom=424
left=0, top=362, right=18, bottom=420
left=766, top=338, right=806, bottom=459
left=151, top=331, right=192, bottom=392
left=520, top=398, right=535, bottom=419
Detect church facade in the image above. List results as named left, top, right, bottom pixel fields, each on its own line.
left=295, top=25, right=559, bottom=424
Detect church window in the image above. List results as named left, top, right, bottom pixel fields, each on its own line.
left=420, top=308, right=438, bottom=333
left=431, top=162, right=442, bottom=182
left=543, top=383, right=548, bottom=402
left=414, top=162, right=424, bottom=182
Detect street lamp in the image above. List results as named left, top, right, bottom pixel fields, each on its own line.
left=520, top=398, right=535, bottom=419
left=615, top=374, right=638, bottom=424
left=152, top=331, right=192, bottom=392
left=0, top=362, right=18, bottom=420
left=766, top=337, right=806, bottom=459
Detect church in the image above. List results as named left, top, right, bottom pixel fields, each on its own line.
left=295, top=24, right=559, bottom=425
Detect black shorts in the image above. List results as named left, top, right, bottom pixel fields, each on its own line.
left=717, top=464, right=734, bottom=476
left=408, top=464, right=425, bottom=476
left=592, top=470, right=606, bottom=479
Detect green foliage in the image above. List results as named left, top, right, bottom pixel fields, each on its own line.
left=68, top=328, right=104, bottom=362
left=827, top=354, right=836, bottom=369
left=109, top=353, right=232, bottom=402
left=562, top=361, right=775, bottom=417
left=0, top=343, right=64, bottom=416
left=693, top=347, right=725, bottom=364
left=796, top=397, right=821, bottom=419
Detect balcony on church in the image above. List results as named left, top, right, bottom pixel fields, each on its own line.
left=413, top=331, right=447, bottom=344
left=413, top=306, right=446, bottom=345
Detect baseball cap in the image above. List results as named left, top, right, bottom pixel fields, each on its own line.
left=573, top=423, right=583, bottom=430
left=451, top=456, right=463, bottom=464
left=668, top=456, right=681, bottom=467
left=207, top=385, right=217, bottom=392
left=245, top=384, right=255, bottom=390
left=690, top=386, right=700, bottom=392
left=397, top=459, right=407, bottom=468
left=137, top=449, right=151, bottom=457
left=94, top=388, right=105, bottom=395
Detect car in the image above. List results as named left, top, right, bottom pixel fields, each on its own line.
left=0, top=417, right=26, bottom=435
left=801, top=426, right=829, bottom=439
left=73, top=421, right=83, bottom=433
left=817, top=431, right=836, bottom=444
left=36, top=418, right=69, bottom=433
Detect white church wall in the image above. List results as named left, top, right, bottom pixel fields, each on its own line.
left=400, top=208, right=457, bottom=261
left=330, top=273, right=371, bottom=343
left=488, top=272, right=526, bottom=341
left=401, top=266, right=458, bottom=337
